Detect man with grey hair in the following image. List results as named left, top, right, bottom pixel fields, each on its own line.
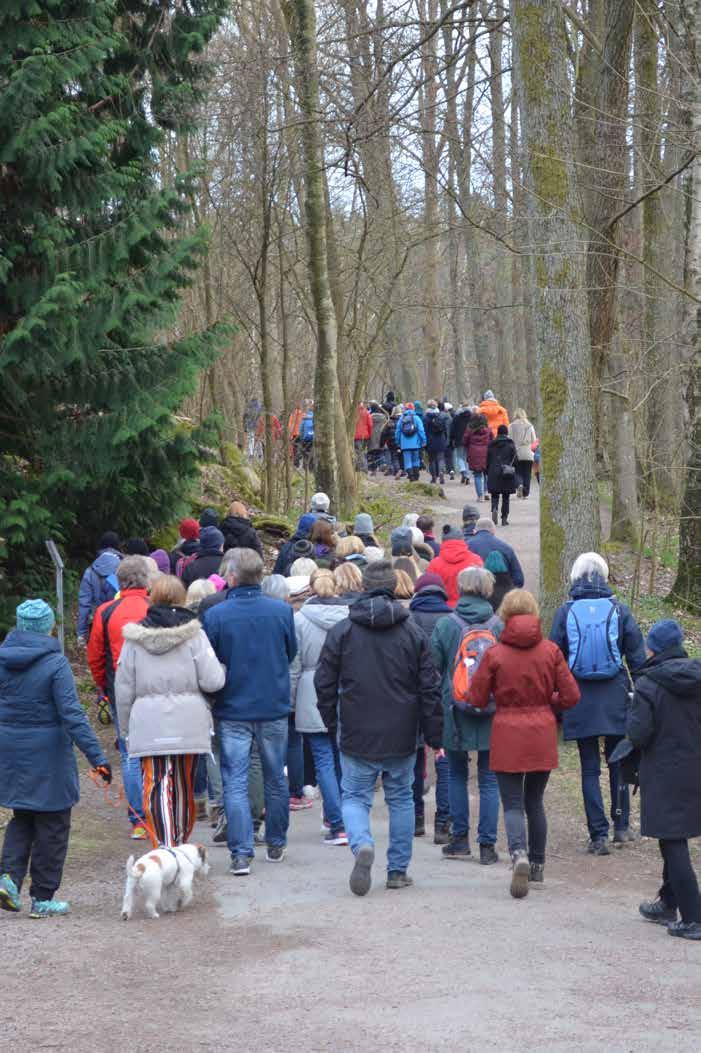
left=203, top=547, right=297, bottom=875
left=466, top=515, right=524, bottom=587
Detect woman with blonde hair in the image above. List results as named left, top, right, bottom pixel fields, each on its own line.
left=333, top=562, right=363, bottom=600
left=115, top=575, right=225, bottom=846
left=508, top=408, right=537, bottom=499
left=335, top=535, right=364, bottom=559
left=394, top=569, right=415, bottom=604
left=469, top=589, right=580, bottom=897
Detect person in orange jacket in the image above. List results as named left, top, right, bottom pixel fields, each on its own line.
left=479, top=390, right=510, bottom=433
left=354, top=402, right=373, bottom=473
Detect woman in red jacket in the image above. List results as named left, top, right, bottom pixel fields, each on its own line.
left=469, top=589, right=580, bottom=898
left=463, top=413, right=492, bottom=501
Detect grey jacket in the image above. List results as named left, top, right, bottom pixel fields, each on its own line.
left=290, top=600, right=350, bottom=733
left=115, top=618, right=226, bottom=758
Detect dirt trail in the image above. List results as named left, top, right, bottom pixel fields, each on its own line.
left=4, top=478, right=700, bottom=1051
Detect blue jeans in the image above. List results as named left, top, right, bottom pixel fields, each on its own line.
left=455, top=452, right=469, bottom=478
left=577, top=736, right=630, bottom=840
left=447, top=749, right=499, bottom=844
left=116, top=735, right=143, bottom=826
left=194, top=754, right=208, bottom=798
left=305, top=732, right=343, bottom=831
left=219, top=718, right=289, bottom=857
left=402, top=448, right=421, bottom=471
left=341, top=753, right=415, bottom=873
left=287, top=716, right=305, bottom=797
left=473, top=471, right=486, bottom=498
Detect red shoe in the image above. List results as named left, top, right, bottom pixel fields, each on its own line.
left=289, top=796, right=313, bottom=811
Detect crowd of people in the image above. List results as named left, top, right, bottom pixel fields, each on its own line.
left=0, top=396, right=699, bottom=941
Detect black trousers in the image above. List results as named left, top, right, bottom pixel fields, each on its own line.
left=659, top=839, right=701, bottom=923
left=491, top=492, right=511, bottom=523
left=496, top=771, right=550, bottom=864
left=517, top=460, right=533, bottom=497
left=0, top=808, right=72, bottom=901
left=428, top=452, right=446, bottom=480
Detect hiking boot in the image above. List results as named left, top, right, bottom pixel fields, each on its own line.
left=587, top=838, right=610, bottom=856
left=433, top=821, right=452, bottom=845
left=613, top=828, right=637, bottom=847
left=266, top=845, right=286, bottom=863
left=491, top=510, right=498, bottom=525
left=323, top=828, right=349, bottom=846
left=212, top=812, right=228, bottom=844
left=479, top=844, right=499, bottom=865
left=439, top=474, right=445, bottom=485
left=29, top=899, right=70, bottom=918
left=350, top=843, right=374, bottom=897
left=639, top=898, right=677, bottom=925
left=229, top=855, right=251, bottom=876
left=414, top=815, right=426, bottom=837
left=529, top=863, right=545, bottom=886
left=442, top=838, right=471, bottom=860
left=0, top=873, right=21, bottom=912
left=510, top=852, right=530, bottom=899
left=386, top=871, right=413, bottom=890
left=667, top=921, right=701, bottom=940
left=501, top=519, right=509, bottom=526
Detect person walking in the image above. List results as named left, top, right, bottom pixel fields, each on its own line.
left=115, top=576, right=225, bottom=847
left=424, top=399, right=450, bottom=484
left=273, top=513, right=317, bottom=577
left=219, top=501, right=263, bottom=557
left=76, top=531, right=122, bottom=644
left=181, top=526, right=224, bottom=587
left=431, top=567, right=501, bottom=864
left=381, top=407, right=403, bottom=477
left=478, top=389, right=509, bottom=432
left=467, top=516, right=525, bottom=587
left=0, top=600, right=111, bottom=917
left=509, top=409, right=537, bottom=498
left=203, top=549, right=297, bottom=875
left=426, top=528, right=483, bottom=608
left=169, top=518, right=200, bottom=573
left=468, top=589, right=580, bottom=897
left=487, top=425, right=518, bottom=526
left=367, top=403, right=389, bottom=475
left=463, top=413, right=491, bottom=501
left=450, top=403, right=473, bottom=484
left=395, top=402, right=426, bottom=482
left=550, top=552, right=646, bottom=855
left=315, top=561, right=443, bottom=895
left=628, top=620, right=701, bottom=940
left=354, top=402, right=373, bottom=473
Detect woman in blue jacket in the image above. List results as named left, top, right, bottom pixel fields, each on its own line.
left=0, top=600, right=110, bottom=918
left=395, top=402, right=426, bottom=482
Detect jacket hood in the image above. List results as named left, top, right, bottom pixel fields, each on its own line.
left=92, top=550, right=121, bottom=576
left=501, top=615, right=542, bottom=649
left=570, top=574, right=613, bottom=600
left=0, top=630, right=60, bottom=670
left=454, top=595, right=495, bottom=624
left=439, top=538, right=470, bottom=565
left=639, top=650, right=700, bottom=698
left=300, top=602, right=350, bottom=631
left=220, top=515, right=250, bottom=534
left=123, top=614, right=201, bottom=654
left=410, top=588, right=450, bottom=613
left=349, top=594, right=410, bottom=630
left=469, top=425, right=490, bottom=437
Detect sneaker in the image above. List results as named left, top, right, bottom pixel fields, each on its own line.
left=414, top=815, right=426, bottom=837
left=613, top=828, right=638, bottom=846
left=386, top=871, right=413, bottom=890
left=479, top=844, right=499, bottom=865
left=433, top=821, right=451, bottom=845
left=510, top=852, right=530, bottom=899
left=320, top=819, right=331, bottom=833
left=667, top=920, right=701, bottom=940
left=266, top=845, right=286, bottom=862
left=442, top=839, right=471, bottom=860
left=349, top=843, right=374, bottom=897
left=212, top=812, right=228, bottom=844
left=289, top=796, right=313, bottom=811
left=529, top=863, right=545, bottom=886
left=323, top=829, right=349, bottom=846
left=229, top=855, right=251, bottom=876
left=209, top=805, right=223, bottom=828
left=0, top=873, right=21, bottom=912
left=29, top=899, right=70, bottom=918
left=302, top=785, right=319, bottom=799
left=253, top=825, right=267, bottom=845
left=587, top=837, right=610, bottom=856
left=130, top=825, right=148, bottom=841
left=639, top=898, right=677, bottom=925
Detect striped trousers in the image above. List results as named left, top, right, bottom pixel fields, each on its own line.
left=141, top=755, right=198, bottom=847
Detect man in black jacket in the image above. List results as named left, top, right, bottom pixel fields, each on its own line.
left=315, top=561, right=442, bottom=896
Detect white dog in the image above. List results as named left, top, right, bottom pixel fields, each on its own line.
left=121, top=843, right=209, bottom=920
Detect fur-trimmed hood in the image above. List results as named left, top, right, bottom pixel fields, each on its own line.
left=122, top=617, right=202, bottom=655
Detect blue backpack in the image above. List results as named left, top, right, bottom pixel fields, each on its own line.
left=566, top=598, right=623, bottom=680
left=300, top=414, right=315, bottom=442
left=400, top=411, right=417, bottom=437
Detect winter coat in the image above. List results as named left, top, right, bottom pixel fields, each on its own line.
left=487, top=435, right=518, bottom=495
left=369, top=409, right=388, bottom=451
left=463, top=425, right=491, bottom=473
left=115, top=608, right=225, bottom=758
left=181, top=548, right=224, bottom=587
left=479, top=397, right=509, bottom=432
left=488, top=571, right=515, bottom=613
left=0, top=631, right=107, bottom=811
left=87, top=588, right=150, bottom=699
left=315, top=592, right=443, bottom=760
left=380, top=419, right=400, bottom=453
left=467, top=530, right=525, bottom=587
left=450, top=408, right=472, bottom=449
left=169, top=537, right=199, bottom=573
left=354, top=406, right=373, bottom=441
left=468, top=615, right=580, bottom=771
left=550, top=576, right=646, bottom=740
left=273, top=533, right=313, bottom=576
left=427, top=539, right=483, bottom=608
left=290, top=599, right=350, bottom=733
left=203, top=585, right=297, bottom=722
left=430, top=595, right=503, bottom=752
left=424, top=410, right=451, bottom=453
left=509, top=419, right=537, bottom=461
left=219, top=515, right=263, bottom=557
left=395, top=411, right=426, bottom=451
left=627, top=647, right=701, bottom=840
left=409, top=586, right=452, bottom=639
left=77, top=548, right=121, bottom=638
left=422, top=534, right=440, bottom=557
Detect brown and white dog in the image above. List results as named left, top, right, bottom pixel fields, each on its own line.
left=121, top=843, right=209, bottom=920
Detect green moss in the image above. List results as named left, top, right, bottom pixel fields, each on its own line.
left=400, top=481, right=441, bottom=499
left=517, top=4, right=552, bottom=106
left=540, top=492, right=565, bottom=597
left=531, top=144, right=568, bottom=209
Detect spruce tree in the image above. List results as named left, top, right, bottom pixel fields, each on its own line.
left=0, top=0, right=228, bottom=560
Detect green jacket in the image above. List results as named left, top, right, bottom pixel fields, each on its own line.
left=430, top=595, right=502, bottom=752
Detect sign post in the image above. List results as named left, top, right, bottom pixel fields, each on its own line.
left=45, top=540, right=65, bottom=653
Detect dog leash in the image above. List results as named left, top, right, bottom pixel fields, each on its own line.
left=88, top=767, right=160, bottom=847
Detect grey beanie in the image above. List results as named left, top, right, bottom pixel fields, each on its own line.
left=354, top=512, right=375, bottom=536
left=442, top=525, right=464, bottom=540
left=462, top=503, right=480, bottom=523
left=362, top=560, right=397, bottom=594
left=390, top=526, right=413, bottom=556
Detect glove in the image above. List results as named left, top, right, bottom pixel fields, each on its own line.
left=96, top=763, right=112, bottom=785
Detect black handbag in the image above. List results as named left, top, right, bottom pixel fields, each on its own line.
left=501, top=463, right=516, bottom=478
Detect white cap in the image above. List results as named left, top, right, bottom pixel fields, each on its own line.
left=311, top=491, right=330, bottom=512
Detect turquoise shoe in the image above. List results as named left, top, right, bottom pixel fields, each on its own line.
left=0, top=873, right=21, bottom=912
left=29, top=898, right=70, bottom=919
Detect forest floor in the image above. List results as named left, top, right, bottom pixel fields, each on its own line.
left=3, top=474, right=700, bottom=1051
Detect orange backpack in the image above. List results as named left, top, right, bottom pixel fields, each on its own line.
left=450, top=613, right=499, bottom=716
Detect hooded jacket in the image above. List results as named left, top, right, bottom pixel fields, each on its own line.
left=395, top=411, right=427, bottom=451
left=314, top=592, right=442, bottom=759
left=0, top=631, right=107, bottom=810
left=469, top=615, right=580, bottom=771
left=409, top=585, right=452, bottom=639
left=77, top=548, right=121, bottom=638
left=181, top=547, right=224, bottom=587
left=219, top=515, right=263, bottom=557
left=290, top=599, right=350, bottom=733
left=115, top=608, right=225, bottom=757
left=424, top=409, right=451, bottom=452
left=450, top=408, right=472, bottom=449
left=87, top=588, right=150, bottom=699
left=368, top=407, right=388, bottom=451
left=479, top=397, right=509, bottom=432
left=426, top=539, right=483, bottom=607
left=463, top=425, right=491, bottom=473
left=627, top=648, right=701, bottom=839
left=467, top=530, right=524, bottom=588
left=169, top=537, right=199, bottom=573
left=354, top=406, right=373, bottom=441
left=550, top=576, right=646, bottom=740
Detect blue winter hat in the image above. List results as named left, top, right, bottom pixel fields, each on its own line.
left=354, top=513, right=375, bottom=536
left=16, top=599, right=55, bottom=635
left=200, top=526, right=224, bottom=551
left=297, top=513, right=316, bottom=537
left=390, top=527, right=413, bottom=556
left=646, top=619, right=684, bottom=655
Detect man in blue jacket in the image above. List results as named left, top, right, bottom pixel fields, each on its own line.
left=76, top=531, right=122, bottom=644
left=466, top=514, right=525, bottom=588
left=204, top=548, right=297, bottom=876
left=395, top=402, right=426, bottom=481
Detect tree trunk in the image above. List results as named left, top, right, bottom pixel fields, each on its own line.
left=420, top=0, right=442, bottom=396
left=512, top=0, right=599, bottom=626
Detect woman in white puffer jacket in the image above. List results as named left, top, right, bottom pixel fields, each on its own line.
left=508, top=408, right=537, bottom=499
